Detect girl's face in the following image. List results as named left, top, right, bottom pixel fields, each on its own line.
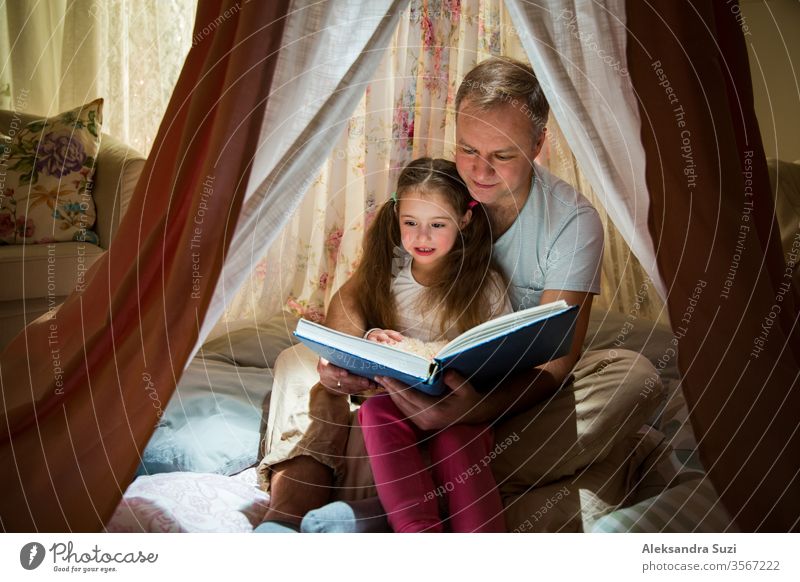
left=398, top=189, right=471, bottom=269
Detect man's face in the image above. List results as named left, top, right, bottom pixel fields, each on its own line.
left=455, top=100, right=545, bottom=209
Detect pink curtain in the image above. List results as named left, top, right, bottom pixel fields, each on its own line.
left=0, top=0, right=290, bottom=531
left=627, top=0, right=800, bottom=531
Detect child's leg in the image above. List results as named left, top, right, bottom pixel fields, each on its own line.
left=358, top=395, right=442, bottom=533
left=430, top=424, right=506, bottom=532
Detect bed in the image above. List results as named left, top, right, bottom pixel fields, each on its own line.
left=106, top=308, right=737, bottom=533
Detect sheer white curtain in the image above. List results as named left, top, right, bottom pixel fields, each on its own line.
left=505, top=0, right=668, bottom=305
left=198, top=0, right=411, bottom=348
left=215, top=0, right=666, bottom=335
left=0, top=0, right=195, bottom=155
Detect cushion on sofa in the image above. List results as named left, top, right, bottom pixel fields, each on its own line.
left=0, top=241, right=104, bottom=302
left=1, top=99, right=103, bottom=245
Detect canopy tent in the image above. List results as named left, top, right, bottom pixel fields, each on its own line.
left=1, top=0, right=797, bottom=531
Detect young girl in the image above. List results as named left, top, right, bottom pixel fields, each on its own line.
left=353, top=157, right=510, bottom=533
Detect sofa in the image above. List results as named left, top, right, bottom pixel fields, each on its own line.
left=0, top=110, right=145, bottom=349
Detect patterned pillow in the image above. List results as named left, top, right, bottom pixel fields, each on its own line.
left=0, top=99, right=103, bottom=245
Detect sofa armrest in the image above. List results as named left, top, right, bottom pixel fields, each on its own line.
left=93, top=133, right=146, bottom=249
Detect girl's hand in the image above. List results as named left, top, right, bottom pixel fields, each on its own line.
left=365, top=329, right=405, bottom=345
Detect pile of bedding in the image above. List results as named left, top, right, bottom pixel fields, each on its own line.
left=109, top=310, right=736, bottom=533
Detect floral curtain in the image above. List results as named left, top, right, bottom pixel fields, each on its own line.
left=0, top=0, right=195, bottom=156
left=217, top=0, right=665, bottom=335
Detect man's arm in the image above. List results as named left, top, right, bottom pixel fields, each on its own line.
left=316, top=278, right=378, bottom=394
left=379, top=290, right=593, bottom=430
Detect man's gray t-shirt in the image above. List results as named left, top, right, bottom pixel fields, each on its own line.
left=493, top=163, right=604, bottom=311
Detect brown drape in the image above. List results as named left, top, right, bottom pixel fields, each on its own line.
left=627, top=0, right=799, bottom=531
left=0, top=0, right=290, bottom=531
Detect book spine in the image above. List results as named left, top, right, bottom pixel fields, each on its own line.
left=426, top=361, right=441, bottom=385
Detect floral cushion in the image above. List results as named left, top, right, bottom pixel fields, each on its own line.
left=0, top=99, right=103, bottom=245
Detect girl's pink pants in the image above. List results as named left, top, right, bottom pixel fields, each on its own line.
left=358, top=394, right=506, bottom=533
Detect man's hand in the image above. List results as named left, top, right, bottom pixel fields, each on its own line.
left=376, top=370, right=485, bottom=430
left=317, top=358, right=377, bottom=396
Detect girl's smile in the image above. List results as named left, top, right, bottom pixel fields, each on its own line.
left=397, top=190, right=471, bottom=279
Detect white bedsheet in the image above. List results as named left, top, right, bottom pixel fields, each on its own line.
left=108, top=468, right=268, bottom=533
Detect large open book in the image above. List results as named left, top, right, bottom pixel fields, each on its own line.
left=294, top=300, right=580, bottom=396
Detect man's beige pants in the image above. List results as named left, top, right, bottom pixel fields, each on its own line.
left=258, top=344, right=664, bottom=501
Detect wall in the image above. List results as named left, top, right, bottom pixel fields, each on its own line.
left=741, top=0, right=800, bottom=161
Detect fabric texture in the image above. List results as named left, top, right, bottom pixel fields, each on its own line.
left=258, top=345, right=352, bottom=491
left=260, top=344, right=664, bottom=504
left=504, top=0, right=665, bottom=300
left=494, top=163, right=603, bottom=310
left=391, top=259, right=511, bottom=341
left=504, top=427, right=666, bottom=533
left=0, top=0, right=291, bottom=531
left=197, top=0, right=411, bottom=348
left=589, top=477, right=737, bottom=533
left=201, top=311, right=300, bottom=369
left=0, top=241, right=105, bottom=301
left=0, top=99, right=102, bottom=244
left=300, top=497, right=389, bottom=533
left=768, top=158, right=800, bottom=289
left=108, top=468, right=269, bottom=533
left=627, top=0, right=800, bottom=531
left=218, top=0, right=665, bottom=332
left=136, top=357, right=274, bottom=476
left=359, top=394, right=505, bottom=533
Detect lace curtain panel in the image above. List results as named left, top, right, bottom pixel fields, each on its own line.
left=216, top=0, right=666, bottom=335
left=0, top=0, right=195, bottom=156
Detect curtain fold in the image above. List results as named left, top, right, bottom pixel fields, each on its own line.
left=197, top=0, right=410, bottom=348
left=504, top=0, right=666, bottom=300
left=216, top=0, right=665, bottom=334
left=0, top=0, right=290, bottom=531
left=627, top=0, right=799, bottom=531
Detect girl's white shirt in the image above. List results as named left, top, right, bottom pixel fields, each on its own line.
left=390, top=257, right=512, bottom=343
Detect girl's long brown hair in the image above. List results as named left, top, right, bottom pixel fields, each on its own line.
left=351, top=158, right=507, bottom=338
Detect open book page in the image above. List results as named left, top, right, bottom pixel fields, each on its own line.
left=294, top=320, right=433, bottom=379
left=394, top=337, right=448, bottom=361
left=435, top=300, right=570, bottom=359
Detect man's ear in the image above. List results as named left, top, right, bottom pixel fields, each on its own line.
left=531, top=127, right=547, bottom=160
left=460, top=208, right=473, bottom=229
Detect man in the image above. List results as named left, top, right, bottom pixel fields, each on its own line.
left=257, top=57, right=662, bottom=532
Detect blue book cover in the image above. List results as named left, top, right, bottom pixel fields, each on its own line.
left=293, top=301, right=580, bottom=396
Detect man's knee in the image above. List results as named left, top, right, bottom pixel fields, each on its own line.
left=489, top=349, right=665, bottom=491
left=575, top=348, right=665, bottom=407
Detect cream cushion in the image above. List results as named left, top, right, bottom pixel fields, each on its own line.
left=0, top=241, right=104, bottom=302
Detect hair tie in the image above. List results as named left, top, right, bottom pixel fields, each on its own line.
left=467, top=200, right=479, bottom=209
left=390, top=191, right=398, bottom=204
